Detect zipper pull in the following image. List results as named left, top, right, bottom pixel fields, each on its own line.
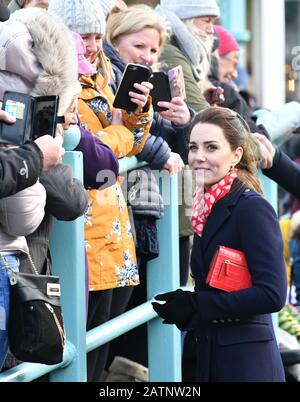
left=128, top=171, right=141, bottom=203
left=7, top=271, right=17, bottom=285
left=224, top=260, right=230, bottom=276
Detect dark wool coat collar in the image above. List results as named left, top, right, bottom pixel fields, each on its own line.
left=200, top=180, right=249, bottom=252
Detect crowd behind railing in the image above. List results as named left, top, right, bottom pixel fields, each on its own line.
left=0, top=0, right=299, bottom=383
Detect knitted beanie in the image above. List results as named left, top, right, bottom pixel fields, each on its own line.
left=159, top=0, right=220, bottom=20
left=214, top=25, right=240, bottom=56
left=48, top=0, right=106, bottom=35
left=101, top=0, right=117, bottom=16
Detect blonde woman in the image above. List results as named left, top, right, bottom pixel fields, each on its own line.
left=105, top=5, right=191, bottom=126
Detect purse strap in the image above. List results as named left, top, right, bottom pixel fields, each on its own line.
left=27, top=253, right=39, bottom=275
left=0, top=252, right=39, bottom=275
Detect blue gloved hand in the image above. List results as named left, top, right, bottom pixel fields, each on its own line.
left=151, top=289, right=198, bottom=330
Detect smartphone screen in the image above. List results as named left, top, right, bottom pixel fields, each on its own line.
left=149, top=72, right=171, bottom=112
left=113, top=63, right=152, bottom=111
left=32, top=95, right=59, bottom=140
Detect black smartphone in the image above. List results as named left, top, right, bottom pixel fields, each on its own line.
left=0, top=91, right=33, bottom=145
left=149, top=72, right=171, bottom=112
left=32, top=95, right=60, bottom=140
left=113, top=63, right=152, bottom=112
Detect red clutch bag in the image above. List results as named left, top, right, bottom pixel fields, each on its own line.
left=206, top=246, right=252, bottom=292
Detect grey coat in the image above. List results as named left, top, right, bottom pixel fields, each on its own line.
left=126, top=166, right=164, bottom=219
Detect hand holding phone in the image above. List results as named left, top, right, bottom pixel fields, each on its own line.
left=0, top=91, right=60, bottom=146
left=158, top=97, right=191, bottom=126
left=150, top=66, right=187, bottom=112
left=113, top=63, right=152, bottom=112
left=129, top=81, right=153, bottom=113
left=35, top=135, right=65, bottom=171
left=0, top=102, right=16, bottom=125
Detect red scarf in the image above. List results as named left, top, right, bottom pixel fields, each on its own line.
left=191, top=172, right=237, bottom=237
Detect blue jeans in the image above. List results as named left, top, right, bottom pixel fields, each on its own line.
left=0, top=255, right=19, bottom=370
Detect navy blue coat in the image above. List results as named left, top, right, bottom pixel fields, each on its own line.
left=189, top=183, right=287, bottom=382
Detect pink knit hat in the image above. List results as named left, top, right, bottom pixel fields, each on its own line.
left=214, top=25, right=240, bottom=56
left=72, top=32, right=96, bottom=76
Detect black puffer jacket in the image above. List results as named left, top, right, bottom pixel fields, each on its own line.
left=0, top=141, right=42, bottom=198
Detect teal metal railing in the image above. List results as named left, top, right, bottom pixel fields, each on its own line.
left=0, top=151, right=181, bottom=382
left=218, top=0, right=251, bottom=43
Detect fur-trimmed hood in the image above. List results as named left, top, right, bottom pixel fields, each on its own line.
left=0, top=8, right=80, bottom=114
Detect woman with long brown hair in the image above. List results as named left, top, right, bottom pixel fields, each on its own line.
left=153, top=107, right=287, bottom=382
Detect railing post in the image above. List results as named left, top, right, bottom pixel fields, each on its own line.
left=147, top=174, right=181, bottom=382
left=49, top=151, right=87, bottom=382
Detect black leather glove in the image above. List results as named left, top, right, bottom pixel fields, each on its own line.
left=151, top=289, right=198, bottom=329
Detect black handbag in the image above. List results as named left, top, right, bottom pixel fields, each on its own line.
left=1, top=254, right=66, bottom=365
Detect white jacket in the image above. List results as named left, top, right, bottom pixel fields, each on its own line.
left=0, top=180, right=46, bottom=254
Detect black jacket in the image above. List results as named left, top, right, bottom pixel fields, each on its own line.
left=0, top=141, right=42, bottom=198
